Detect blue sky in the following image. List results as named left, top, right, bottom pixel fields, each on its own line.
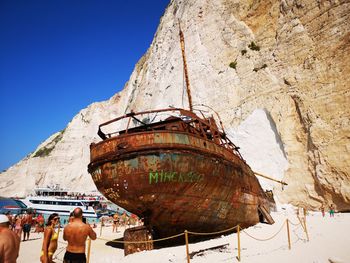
left=0, top=0, right=169, bottom=171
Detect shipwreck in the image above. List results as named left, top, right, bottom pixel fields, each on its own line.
left=88, top=26, right=276, bottom=243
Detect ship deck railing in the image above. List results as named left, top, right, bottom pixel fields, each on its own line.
left=97, top=107, right=243, bottom=160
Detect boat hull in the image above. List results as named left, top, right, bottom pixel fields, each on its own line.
left=89, top=131, right=271, bottom=238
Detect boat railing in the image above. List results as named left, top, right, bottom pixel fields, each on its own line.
left=32, top=193, right=103, bottom=202
left=97, top=108, right=244, bottom=160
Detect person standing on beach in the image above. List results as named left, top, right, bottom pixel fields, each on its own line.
left=40, top=213, right=60, bottom=263
left=63, top=208, right=96, bottom=263
left=22, top=212, right=33, bottom=241
left=0, top=214, right=20, bottom=263
left=68, top=212, right=74, bottom=224
left=112, top=212, right=119, bottom=233
left=329, top=204, right=335, bottom=217
left=14, top=215, right=22, bottom=238
left=35, top=214, right=45, bottom=233
left=320, top=204, right=325, bottom=217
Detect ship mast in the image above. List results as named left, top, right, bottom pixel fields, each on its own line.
left=179, top=23, right=193, bottom=112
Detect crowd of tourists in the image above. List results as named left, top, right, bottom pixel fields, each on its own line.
left=3, top=211, right=44, bottom=241
left=108, top=210, right=141, bottom=233
left=0, top=208, right=142, bottom=263
left=0, top=208, right=96, bottom=263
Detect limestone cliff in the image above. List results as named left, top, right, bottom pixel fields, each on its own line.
left=1, top=0, right=349, bottom=211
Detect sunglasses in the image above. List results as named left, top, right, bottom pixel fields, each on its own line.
left=53, top=217, right=60, bottom=221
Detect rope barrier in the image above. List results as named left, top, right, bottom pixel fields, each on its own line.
left=96, top=218, right=297, bottom=245
left=187, top=225, right=238, bottom=236
left=97, top=224, right=239, bottom=244
left=288, top=219, right=301, bottom=226
left=296, top=215, right=309, bottom=241
left=91, top=215, right=310, bottom=263
left=97, top=232, right=185, bottom=244
left=302, top=217, right=310, bottom=241
left=297, top=216, right=304, bottom=226
left=54, top=247, right=66, bottom=257
left=242, top=220, right=286, bottom=241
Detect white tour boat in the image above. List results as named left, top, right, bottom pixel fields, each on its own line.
left=21, top=186, right=98, bottom=219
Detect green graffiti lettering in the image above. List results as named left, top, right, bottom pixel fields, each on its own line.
left=181, top=173, right=186, bottom=182
left=148, top=170, right=204, bottom=184
left=189, top=172, right=195, bottom=182
left=149, top=171, right=158, bottom=184
left=184, top=172, right=191, bottom=182
left=199, top=174, right=204, bottom=182
left=192, top=172, right=197, bottom=182
left=165, top=171, right=172, bottom=182
left=163, top=172, right=168, bottom=182
left=160, top=170, right=164, bottom=183
left=172, top=172, right=177, bottom=182
left=178, top=173, right=184, bottom=182
left=194, top=173, right=201, bottom=182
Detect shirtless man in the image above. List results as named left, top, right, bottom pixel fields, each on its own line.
left=22, top=212, right=33, bottom=241
left=0, top=214, right=20, bottom=263
left=63, top=208, right=96, bottom=263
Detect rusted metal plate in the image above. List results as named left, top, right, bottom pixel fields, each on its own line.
left=90, top=131, right=243, bottom=169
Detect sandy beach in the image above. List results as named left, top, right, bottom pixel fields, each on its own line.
left=18, top=210, right=350, bottom=263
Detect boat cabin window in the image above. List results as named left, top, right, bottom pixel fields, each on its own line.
left=30, top=200, right=83, bottom=206
left=35, top=190, right=68, bottom=197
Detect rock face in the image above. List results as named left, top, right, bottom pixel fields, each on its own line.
left=1, top=0, right=349, bottom=211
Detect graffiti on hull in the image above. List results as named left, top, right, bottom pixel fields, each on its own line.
left=149, top=170, right=204, bottom=184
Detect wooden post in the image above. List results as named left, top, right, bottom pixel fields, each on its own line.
left=237, top=225, right=241, bottom=262
left=286, top=219, right=291, bottom=250
left=100, top=219, right=103, bottom=237
left=86, top=238, right=92, bottom=263
left=184, top=230, right=190, bottom=263
left=303, top=217, right=309, bottom=241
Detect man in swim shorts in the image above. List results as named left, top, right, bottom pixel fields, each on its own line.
left=63, top=208, right=96, bottom=263
left=22, top=212, right=34, bottom=241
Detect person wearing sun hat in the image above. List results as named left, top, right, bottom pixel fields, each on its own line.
left=0, top=214, right=20, bottom=262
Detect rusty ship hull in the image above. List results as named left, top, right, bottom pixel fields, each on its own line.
left=88, top=108, right=273, bottom=238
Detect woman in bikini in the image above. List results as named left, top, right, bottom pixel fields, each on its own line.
left=40, top=213, right=60, bottom=263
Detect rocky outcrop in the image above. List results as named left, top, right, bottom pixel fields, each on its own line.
left=1, top=0, right=349, bottom=210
